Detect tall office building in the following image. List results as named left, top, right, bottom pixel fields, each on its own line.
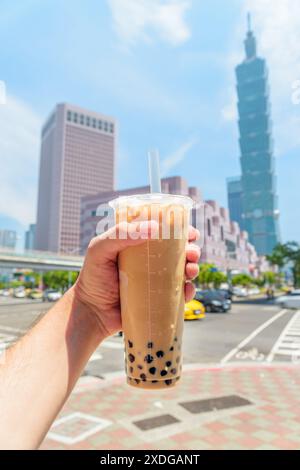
left=0, top=230, right=17, bottom=249
left=25, top=224, right=36, bottom=250
left=234, top=15, right=280, bottom=255
left=227, top=177, right=243, bottom=227
left=35, top=103, right=116, bottom=253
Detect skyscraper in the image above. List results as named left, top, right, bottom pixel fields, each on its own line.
left=35, top=103, right=116, bottom=253
left=0, top=230, right=17, bottom=249
left=25, top=224, right=36, bottom=250
left=227, top=177, right=243, bottom=227
left=233, top=14, right=280, bottom=255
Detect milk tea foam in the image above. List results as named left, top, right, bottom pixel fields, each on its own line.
left=109, top=194, right=193, bottom=389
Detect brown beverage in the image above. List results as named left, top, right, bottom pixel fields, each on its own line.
left=109, top=194, right=193, bottom=389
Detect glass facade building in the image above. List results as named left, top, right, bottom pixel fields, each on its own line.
left=234, top=17, right=280, bottom=255
left=227, top=177, right=243, bottom=227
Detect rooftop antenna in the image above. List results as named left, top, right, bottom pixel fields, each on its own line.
left=247, top=12, right=251, bottom=32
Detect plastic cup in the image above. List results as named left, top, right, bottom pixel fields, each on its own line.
left=109, top=193, right=193, bottom=389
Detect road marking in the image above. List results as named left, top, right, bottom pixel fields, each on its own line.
left=220, top=309, right=288, bottom=364
left=267, top=310, right=300, bottom=362
left=0, top=325, right=25, bottom=334
left=100, top=340, right=123, bottom=350
left=88, top=352, right=103, bottom=362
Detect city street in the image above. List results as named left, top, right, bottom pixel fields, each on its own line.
left=0, top=297, right=299, bottom=372
left=1, top=297, right=300, bottom=450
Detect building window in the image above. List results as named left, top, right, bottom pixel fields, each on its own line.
left=110, top=123, right=114, bottom=133
left=98, top=120, right=102, bottom=130
left=207, top=219, right=211, bottom=237
left=91, top=210, right=96, bottom=217
left=80, top=114, right=84, bottom=125
left=86, top=116, right=90, bottom=126
left=104, top=121, right=108, bottom=132
left=67, top=111, right=72, bottom=121
left=92, top=118, right=97, bottom=128
left=221, top=226, right=224, bottom=241
left=73, top=112, right=78, bottom=123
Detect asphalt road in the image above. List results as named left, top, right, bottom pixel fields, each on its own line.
left=0, top=297, right=299, bottom=378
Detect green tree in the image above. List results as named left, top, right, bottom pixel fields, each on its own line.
left=267, top=242, right=300, bottom=287
left=43, top=271, right=78, bottom=290
left=232, top=274, right=252, bottom=287
left=197, top=264, right=227, bottom=289
left=263, top=271, right=276, bottom=286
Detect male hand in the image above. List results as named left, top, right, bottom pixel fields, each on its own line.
left=75, top=221, right=200, bottom=338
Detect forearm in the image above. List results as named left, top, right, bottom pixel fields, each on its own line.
left=0, top=287, right=104, bottom=450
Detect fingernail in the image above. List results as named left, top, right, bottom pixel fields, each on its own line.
left=139, top=220, right=159, bottom=239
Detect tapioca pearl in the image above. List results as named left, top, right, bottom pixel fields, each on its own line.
left=128, top=340, right=133, bottom=348
left=160, top=370, right=168, bottom=377
left=129, top=366, right=134, bottom=374
left=175, top=376, right=180, bottom=381
left=144, top=354, right=154, bottom=364
left=149, top=367, right=156, bottom=375
left=156, top=350, right=164, bottom=358
left=165, top=361, right=172, bottom=367
left=128, top=354, right=135, bottom=363
left=147, top=342, right=153, bottom=348
left=137, top=364, right=143, bottom=370
left=140, top=373, right=147, bottom=381
left=152, top=380, right=158, bottom=383
left=135, top=379, right=140, bottom=384
left=170, top=368, right=177, bottom=375
left=165, top=379, right=172, bottom=386
left=169, top=346, right=174, bottom=351
left=176, top=356, right=180, bottom=364
left=174, top=337, right=178, bottom=342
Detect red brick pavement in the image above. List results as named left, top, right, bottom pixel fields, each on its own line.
left=40, top=363, right=300, bottom=450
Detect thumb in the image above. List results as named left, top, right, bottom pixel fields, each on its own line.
left=89, top=220, right=159, bottom=259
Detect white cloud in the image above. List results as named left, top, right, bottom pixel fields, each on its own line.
left=107, top=0, right=191, bottom=46
left=243, top=0, right=300, bottom=101
left=161, top=137, right=197, bottom=175
left=0, top=95, right=41, bottom=227
left=222, top=1, right=300, bottom=154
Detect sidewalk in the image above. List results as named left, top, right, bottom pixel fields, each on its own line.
left=41, top=363, right=300, bottom=450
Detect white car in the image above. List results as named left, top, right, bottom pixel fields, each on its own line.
left=233, top=287, right=248, bottom=297
left=43, top=290, right=62, bottom=302
left=13, top=289, right=26, bottom=299
left=248, top=287, right=260, bottom=296
left=275, top=290, right=300, bottom=309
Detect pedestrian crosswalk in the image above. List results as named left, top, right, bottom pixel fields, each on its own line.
left=267, top=310, right=300, bottom=362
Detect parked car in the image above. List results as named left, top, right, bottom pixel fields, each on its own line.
left=43, top=289, right=62, bottom=302
left=1, top=289, right=11, bottom=297
left=29, top=289, right=43, bottom=300
left=218, top=288, right=233, bottom=301
left=275, top=289, right=300, bottom=309
left=184, top=299, right=206, bottom=320
left=232, top=286, right=248, bottom=297
left=195, top=289, right=231, bottom=313
left=248, top=287, right=260, bottom=296
left=13, top=288, right=26, bottom=299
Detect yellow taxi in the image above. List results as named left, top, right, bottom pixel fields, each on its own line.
left=184, top=299, right=206, bottom=321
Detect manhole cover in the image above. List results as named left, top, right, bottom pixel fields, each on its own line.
left=133, top=414, right=180, bottom=431
left=179, top=395, right=252, bottom=414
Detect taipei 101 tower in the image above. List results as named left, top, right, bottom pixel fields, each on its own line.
left=228, top=14, right=280, bottom=255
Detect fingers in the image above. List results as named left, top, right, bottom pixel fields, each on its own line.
left=185, top=281, right=195, bottom=302
left=188, top=225, right=200, bottom=242
left=185, top=262, right=199, bottom=280
left=186, top=243, right=200, bottom=263
left=88, top=221, right=159, bottom=260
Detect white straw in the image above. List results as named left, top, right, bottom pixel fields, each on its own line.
left=148, top=149, right=161, bottom=193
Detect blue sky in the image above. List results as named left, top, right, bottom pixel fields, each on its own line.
left=0, top=0, right=299, bottom=248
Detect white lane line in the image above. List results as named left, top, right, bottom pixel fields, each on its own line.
left=267, top=310, right=300, bottom=362
left=220, top=309, right=288, bottom=364
left=100, top=340, right=123, bottom=350
left=0, top=325, right=26, bottom=334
